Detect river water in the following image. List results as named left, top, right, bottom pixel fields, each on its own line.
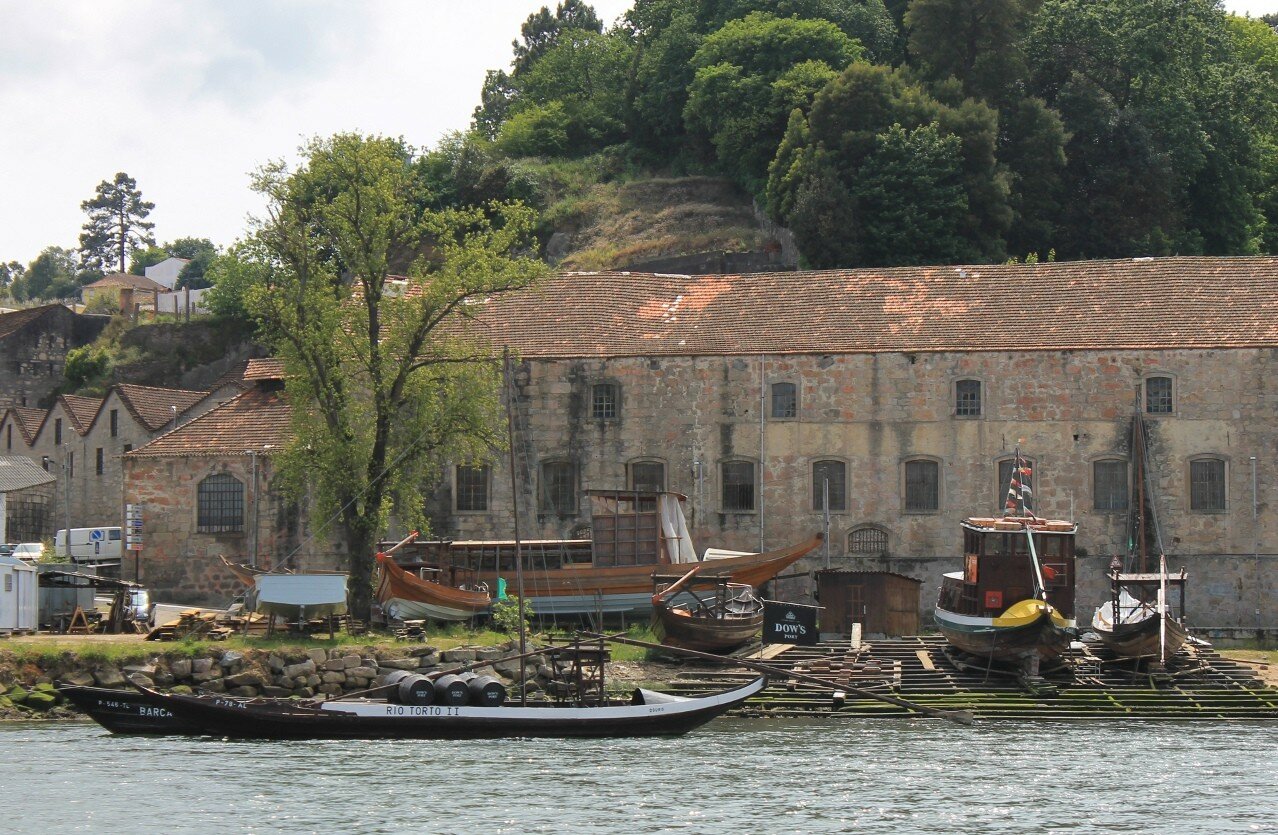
left=2, top=719, right=1274, bottom=834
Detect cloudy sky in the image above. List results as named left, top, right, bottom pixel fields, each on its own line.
left=0, top=0, right=1271, bottom=267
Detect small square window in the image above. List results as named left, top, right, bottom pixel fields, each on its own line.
left=771, top=382, right=797, bottom=419
left=591, top=384, right=618, bottom=420
left=1146, top=377, right=1173, bottom=414
left=956, top=379, right=981, bottom=417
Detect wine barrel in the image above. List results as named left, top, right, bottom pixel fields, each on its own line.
left=433, top=674, right=470, bottom=706
left=467, top=675, right=507, bottom=707
left=384, top=670, right=435, bottom=706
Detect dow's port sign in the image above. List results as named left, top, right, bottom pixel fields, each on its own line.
left=762, top=601, right=820, bottom=646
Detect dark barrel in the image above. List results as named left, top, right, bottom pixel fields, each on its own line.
left=467, top=675, right=507, bottom=707
left=384, top=670, right=435, bottom=706
left=433, top=674, right=470, bottom=706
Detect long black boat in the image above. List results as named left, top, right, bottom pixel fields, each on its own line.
left=121, top=677, right=765, bottom=740
left=57, top=684, right=205, bottom=735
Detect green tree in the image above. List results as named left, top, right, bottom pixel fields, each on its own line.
left=21, top=247, right=79, bottom=301
left=768, top=62, right=1009, bottom=266
left=1028, top=0, right=1270, bottom=256
left=0, top=261, right=24, bottom=298
left=79, top=172, right=156, bottom=274
left=165, top=238, right=219, bottom=289
left=128, top=245, right=169, bottom=275
left=241, top=133, right=548, bottom=619
left=203, top=246, right=267, bottom=323
left=906, top=0, right=1040, bottom=104
left=684, top=12, right=862, bottom=193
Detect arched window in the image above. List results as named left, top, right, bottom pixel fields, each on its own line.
left=721, top=460, right=756, bottom=512
left=197, top=472, right=244, bottom=532
left=1145, top=376, right=1174, bottom=414
left=812, top=459, right=847, bottom=512
left=1093, top=459, right=1128, bottom=512
left=539, top=460, right=578, bottom=515
left=1189, top=456, right=1226, bottom=512
left=628, top=459, right=666, bottom=493
left=904, top=459, right=940, bottom=513
left=848, top=525, right=888, bottom=555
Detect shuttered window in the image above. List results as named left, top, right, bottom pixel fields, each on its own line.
left=722, top=461, right=756, bottom=512
left=539, top=461, right=577, bottom=515
left=1190, top=459, right=1226, bottom=511
left=1093, top=460, right=1128, bottom=511
left=629, top=461, right=665, bottom=493
left=904, top=460, right=940, bottom=512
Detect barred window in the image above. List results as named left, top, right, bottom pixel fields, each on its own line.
left=591, top=384, right=618, bottom=420
left=848, top=526, right=888, bottom=554
left=812, top=459, right=847, bottom=512
left=197, top=473, right=244, bottom=532
left=539, top=460, right=577, bottom=515
left=771, top=382, right=797, bottom=418
left=904, top=459, right=940, bottom=512
left=722, top=461, right=756, bottom=512
left=629, top=460, right=665, bottom=493
left=956, top=379, right=981, bottom=417
left=1190, top=458, right=1226, bottom=512
left=1146, top=377, right=1173, bottom=414
left=455, top=465, right=490, bottom=512
left=1093, top=460, right=1128, bottom=511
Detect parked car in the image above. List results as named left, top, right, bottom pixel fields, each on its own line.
left=12, top=543, right=45, bottom=562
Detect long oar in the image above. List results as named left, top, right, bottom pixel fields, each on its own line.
left=590, top=632, right=975, bottom=725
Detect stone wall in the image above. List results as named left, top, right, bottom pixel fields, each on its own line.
left=0, top=307, right=107, bottom=410
left=423, top=348, right=1277, bottom=628
left=123, top=454, right=342, bottom=605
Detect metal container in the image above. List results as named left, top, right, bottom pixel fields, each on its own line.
left=433, top=674, right=470, bottom=706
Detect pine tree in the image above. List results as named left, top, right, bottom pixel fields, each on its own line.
left=79, top=172, right=156, bottom=274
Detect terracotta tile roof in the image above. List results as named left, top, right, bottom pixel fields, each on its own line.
left=467, top=256, right=1278, bottom=357
left=112, top=384, right=208, bottom=432
left=243, top=358, right=287, bottom=380
left=0, top=456, right=56, bottom=492
left=84, top=273, right=167, bottom=292
left=3, top=408, right=47, bottom=444
left=125, top=386, right=291, bottom=458
left=59, top=394, right=104, bottom=434
left=206, top=360, right=253, bottom=391
left=0, top=304, right=65, bottom=340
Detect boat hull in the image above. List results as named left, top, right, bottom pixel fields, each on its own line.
left=933, top=604, right=1072, bottom=664
left=481, top=536, right=819, bottom=618
left=137, top=678, right=766, bottom=739
left=57, top=684, right=205, bottom=735
left=1092, top=609, right=1189, bottom=659
left=651, top=606, right=763, bottom=653
left=376, top=553, right=491, bottom=622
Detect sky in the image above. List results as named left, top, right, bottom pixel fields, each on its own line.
left=0, top=0, right=1272, bottom=268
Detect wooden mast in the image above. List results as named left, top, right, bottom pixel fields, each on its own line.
left=503, top=348, right=527, bottom=706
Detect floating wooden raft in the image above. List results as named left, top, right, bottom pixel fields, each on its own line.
left=668, top=635, right=1278, bottom=720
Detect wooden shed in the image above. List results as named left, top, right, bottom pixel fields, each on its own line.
left=814, top=570, right=922, bottom=637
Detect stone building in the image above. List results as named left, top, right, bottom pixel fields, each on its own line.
left=121, top=361, right=343, bottom=603
left=412, top=256, right=1277, bottom=630
left=0, top=304, right=108, bottom=409
left=81, top=273, right=167, bottom=313
left=0, top=383, right=231, bottom=537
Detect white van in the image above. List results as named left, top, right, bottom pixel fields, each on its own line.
left=54, top=527, right=123, bottom=566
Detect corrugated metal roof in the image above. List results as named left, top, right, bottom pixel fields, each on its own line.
left=0, top=455, right=56, bottom=492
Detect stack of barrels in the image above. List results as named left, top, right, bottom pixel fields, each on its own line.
left=384, top=670, right=507, bottom=707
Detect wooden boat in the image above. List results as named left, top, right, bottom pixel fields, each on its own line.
left=1091, top=558, right=1189, bottom=661
left=933, top=451, right=1077, bottom=670
left=218, top=554, right=271, bottom=587
left=651, top=566, right=764, bottom=653
left=376, top=552, right=492, bottom=622
left=115, top=676, right=765, bottom=739
left=381, top=491, right=820, bottom=618
left=56, top=683, right=205, bottom=735
left=1089, top=412, right=1191, bottom=662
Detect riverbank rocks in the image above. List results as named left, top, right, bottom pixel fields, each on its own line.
left=93, top=667, right=127, bottom=688
left=283, top=659, right=317, bottom=679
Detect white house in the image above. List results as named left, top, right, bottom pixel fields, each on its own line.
left=143, top=257, right=191, bottom=290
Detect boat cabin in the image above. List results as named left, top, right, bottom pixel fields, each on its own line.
left=937, top=517, right=1077, bottom=618
left=387, top=491, right=697, bottom=573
